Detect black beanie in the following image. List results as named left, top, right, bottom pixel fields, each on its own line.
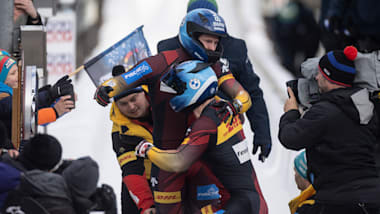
left=19, top=134, right=62, bottom=171
left=62, top=156, right=99, bottom=198
left=318, top=46, right=358, bottom=87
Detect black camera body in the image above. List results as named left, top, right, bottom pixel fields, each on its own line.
left=285, top=78, right=320, bottom=109
left=286, top=79, right=300, bottom=103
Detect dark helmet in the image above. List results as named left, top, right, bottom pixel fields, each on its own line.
left=179, top=8, right=227, bottom=63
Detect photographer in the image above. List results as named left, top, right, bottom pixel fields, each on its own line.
left=279, top=46, right=380, bottom=214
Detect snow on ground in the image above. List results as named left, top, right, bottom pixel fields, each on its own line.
left=47, top=0, right=300, bottom=213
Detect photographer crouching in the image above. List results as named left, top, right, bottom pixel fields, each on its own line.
left=278, top=46, right=380, bottom=214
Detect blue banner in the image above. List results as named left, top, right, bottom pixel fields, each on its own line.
left=84, top=25, right=151, bottom=87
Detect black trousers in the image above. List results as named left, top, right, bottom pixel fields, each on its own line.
left=121, top=182, right=139, bottom=214
left=308, top=202, right=380, bottom=214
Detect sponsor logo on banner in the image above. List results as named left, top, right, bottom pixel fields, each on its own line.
left=117, top=151, right=137, bottom=167
left=154, top=191, right=181, bottom=204
left=197, top=184, right=220, bottom=200
left=232, top=140, right=250, bottom=164
left=122, top=61, right=152, bottom=85
left=46, top=10, right=76, bottom=77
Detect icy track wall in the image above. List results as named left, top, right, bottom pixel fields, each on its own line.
left=47, top=0, right=299, bottom=213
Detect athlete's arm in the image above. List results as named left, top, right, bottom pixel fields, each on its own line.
left=112, top=132, right=154, bottom=213
left=218, top=77, right=251, bottom=113
left=213, top=62, right=251, bottom=114
left=101, top=60, right=154, bottom=98
left=146, top=135, right=210, bottom=172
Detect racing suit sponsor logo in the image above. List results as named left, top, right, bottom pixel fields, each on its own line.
left=197, top=184, right=220, bottom=200
left=153, top=191, right=181, bottom=204
left=232, top=140, right=250, bottom=164
left=201, top=204, right=214, bottom=214
left=219, top=58, right=230, bottom=73
left=6, top=206, right=25, bottom=214
left=216, top=116, right=242, bottom=145
left=117, top=151, right=137, bottom=167
left=150, top=176, right=158, bottom=187
left=122, top=61, right=152, bottom=85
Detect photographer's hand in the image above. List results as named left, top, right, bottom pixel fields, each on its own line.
left=284, top=87, right=299, bottom=112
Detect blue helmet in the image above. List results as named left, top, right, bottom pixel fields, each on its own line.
left=161, top=60, right=218, bottom=112
left=179, top=8, right=227, bottom=63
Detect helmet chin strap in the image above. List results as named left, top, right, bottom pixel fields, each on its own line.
left=206, top=43, right=223, bottom=63
left=206, top=50, right=221, bottom=63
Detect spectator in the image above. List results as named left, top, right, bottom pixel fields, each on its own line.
left=288, top=151, right=315, bottom=214
left=14, top=0, right=42, bottom=26
left=320, top=0, right=380, bottom=52
left=12, top=0, right=43, bottom=56
left=269, top=0, right=320, bottom=77
left=135, top=60, right=268, bottom=214
left=0, top=51, right=75, bottom=145
left=62, top=156, right=117, bottom=214
left=157, top=0, right=272, bottom=162
left=279, top=46, right=380, bottom=213
left=1, top=135, right=116, bottom=214
left=0, top=121, right=18, bottom=156
left=0, top=133, right=63, bottom=209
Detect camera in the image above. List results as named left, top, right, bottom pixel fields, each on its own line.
left=285, top=78, right=320, bottom=109
left=286, top=79, right=300, bottom=103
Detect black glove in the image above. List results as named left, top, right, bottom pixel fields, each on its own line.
left=213, top=100, right=239, bottom=125
left=252, top=139, right=272, bottom=162
left=323, top=15, right=341, bottom=35
left=49, top=75, right=74, bottom=100
left=94, top=86, right=113, bottom=107
left=91, top=184, right=117, bottom=214
left=112, top=65, right=125, bottom=77
left=342, top=17, right=359, bottom=41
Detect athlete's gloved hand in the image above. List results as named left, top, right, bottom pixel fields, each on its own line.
left=323, top=15, right=341, bottom=35
left=213, top=99, right=240, bottom=125
left=50, top=75, right=73, bottom=100
left=252, top=139, right=272, bottom=162
left=135, top=140, right=154, bottom=158
left=342, top=17, right=358, bottom=41
left=94, top=85, right=113, bottom=107
left=91, top=184, right=117, bottom=214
